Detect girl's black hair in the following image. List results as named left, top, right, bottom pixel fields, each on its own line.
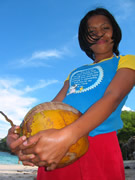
left=78, top=8, right=122, bottom=60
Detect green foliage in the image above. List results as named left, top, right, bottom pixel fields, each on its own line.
left=0, top=137, right=10, bottom=152
left=118, top=110, right=135, bottom=143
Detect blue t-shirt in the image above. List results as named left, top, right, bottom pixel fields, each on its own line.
left=63, top=56, right=128, bottom=137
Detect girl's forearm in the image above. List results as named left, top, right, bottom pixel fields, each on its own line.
left=65, top=92, right=121, bottom=144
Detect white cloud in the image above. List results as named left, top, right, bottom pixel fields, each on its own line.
left=122, top=105, right=134, bottom=111
left=14, top=49, right=67, bottom=68
left=24, top=79, right=58, bottom=93
left=0, top=77, right=59, bottom=138
left=0, top=121, right=12, bottom=137
left=0, top=78, right=22, bottom=89
left=31, top=50, right=62, bottom=59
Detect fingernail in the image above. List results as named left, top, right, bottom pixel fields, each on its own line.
left=46, top=167, right=51, bottom=171
left=14, top=130, right=18, bottom=134
left=15, top=126, right=20, bottom=129
left=27, top=154, right=35, bottom=159
left=22, top=136, right=27, bottom=141
left=23, top=140, right=28, bottom=145
left=46, top=167, right=49, bottom=171
left=14, top=126, right=21, bottom=134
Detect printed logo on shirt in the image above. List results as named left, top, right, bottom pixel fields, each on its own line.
left=67, top=66, right=104, bottom=95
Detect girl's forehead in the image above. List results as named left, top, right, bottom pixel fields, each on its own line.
left=87, top=15, right=111, bottom=26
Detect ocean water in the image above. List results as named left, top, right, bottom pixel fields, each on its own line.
left=0, top=151, right=19, bottom=164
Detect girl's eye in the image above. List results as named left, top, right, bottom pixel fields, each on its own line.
left=103, top=27, right=110, bottom=30
left=89, top=30, right=94, bottom=33
left=88, top=30, right=96, bottom=34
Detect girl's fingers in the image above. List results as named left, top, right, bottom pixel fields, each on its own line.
left=10, top=136, right=27, bottom=150
left=19, top=153, right=35, bottom=161
left=19, top=133, right=40, bottom=150
left=8, top=126, right=20, bottom=134
left=18, top=150, right=36, bottom=166
left=20, top=153, right=48, bottom=167
left=22, top=161, right=35, bottom=167
left=37, top=161, right=48, bottom=167
left=28, top=156, right=40, bottom=164
left=46, top=162, right=57, bottom=171
left=31, top=161, right=48, bottom=167
left=22, top=146, right=36, bottom=154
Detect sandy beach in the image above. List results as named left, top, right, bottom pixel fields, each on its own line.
left=124, top=160, right=135, bottom=180
left=0, top=164, right=38, bottom=180
left=0, top=161, right=135, bottom=180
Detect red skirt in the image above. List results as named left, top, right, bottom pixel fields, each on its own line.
left=37, top=131, right=125, bottom=180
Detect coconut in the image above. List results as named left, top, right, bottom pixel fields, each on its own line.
left=1, top=102, right=89, bottom=168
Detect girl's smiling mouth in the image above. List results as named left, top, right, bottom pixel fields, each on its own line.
left=96, top=39, right=107, bottom=44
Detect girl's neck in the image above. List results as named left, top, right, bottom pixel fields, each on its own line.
left=94, top=53, right=114, bottom=63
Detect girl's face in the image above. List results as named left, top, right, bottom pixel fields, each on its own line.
left=87, top=15, right=114, bottom=60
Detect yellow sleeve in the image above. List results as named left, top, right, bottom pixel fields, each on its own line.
left=65, top=74, right=70, bottom=81
left=117, top=55, right=135, bottom=70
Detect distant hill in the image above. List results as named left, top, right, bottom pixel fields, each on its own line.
left=0, top=137, right=10, bottom=152
left=118, top=110, right=135, bottom=142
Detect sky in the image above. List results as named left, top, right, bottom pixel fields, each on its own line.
left=0, top=0, right=135, bottom=138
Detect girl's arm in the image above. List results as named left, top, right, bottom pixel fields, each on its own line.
left=52, top=80, right=69, bottom=102
left=20, top=68, right=135, bottom=170
left=66, top=68, right=135, bottom=142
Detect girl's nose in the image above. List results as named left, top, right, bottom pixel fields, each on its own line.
left=96, top=28, right=105, bottom=37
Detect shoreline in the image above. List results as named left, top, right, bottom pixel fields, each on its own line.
left=0, top=161, right=134, bottom=180
left=124, top=160, right=135, bottom=180
left=0, top=164, right=38, bottom=180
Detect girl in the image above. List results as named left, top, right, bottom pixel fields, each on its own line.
left=7, top=8, right=135, bottom=180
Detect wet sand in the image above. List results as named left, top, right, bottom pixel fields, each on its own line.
left=125, top=169, right=135, bottom=180
left=124, top=160, right=135, bottom=180
left=0, top=164, right=38, bottom=180
left=0, top=161, right=134, bottom=180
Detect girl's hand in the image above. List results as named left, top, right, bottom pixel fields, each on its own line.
left=6, top=126, right=35, bottom=166
left=6, top=126, right=26, bottom=154
left=19, top=128, right=74, bottom=170
left=18, top=150, right=36, bottom=166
